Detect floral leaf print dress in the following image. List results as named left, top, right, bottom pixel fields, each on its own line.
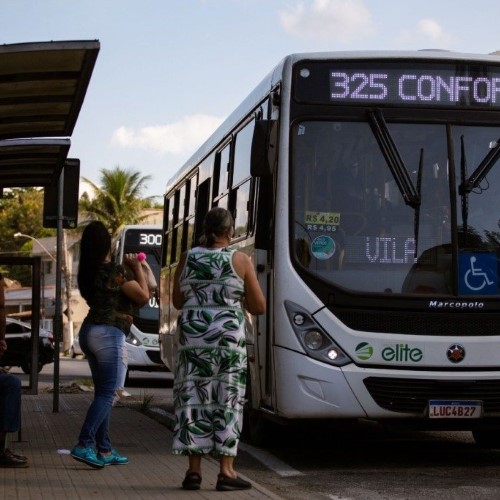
left=172, top=247, right=246, bottom=458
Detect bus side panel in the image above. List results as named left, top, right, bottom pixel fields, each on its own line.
left=273, top=347, right=366, bottom=419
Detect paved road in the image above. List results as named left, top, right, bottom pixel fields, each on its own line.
left=234, top=419, right=500, bottom=499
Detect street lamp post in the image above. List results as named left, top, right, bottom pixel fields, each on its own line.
left=14, top=232, right=74, bottom=350
left=14, top=232, right=56, bottom=263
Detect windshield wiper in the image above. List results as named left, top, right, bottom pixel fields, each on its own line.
left=368, top=109, right=420, bottom=208
left=460, top=135, right=469, bottom=240
left=459, top=135, right=500, bottom=195
left=413, top=148, right=424, bottom=257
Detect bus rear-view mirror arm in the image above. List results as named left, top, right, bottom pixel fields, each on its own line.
left=250, top=120, right=278, bottom=177
left=459, top=135, right=500, bottom=195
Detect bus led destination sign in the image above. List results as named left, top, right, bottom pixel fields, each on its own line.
left=328, top=64, right=500, bottom=108
left=124, top=230, right=162, bottom=248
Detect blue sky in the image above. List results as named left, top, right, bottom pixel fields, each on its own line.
left=2, top=0, right=500, bottom=201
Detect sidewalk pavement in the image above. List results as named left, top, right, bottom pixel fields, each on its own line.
left=1, top=391, right=282, bottom=499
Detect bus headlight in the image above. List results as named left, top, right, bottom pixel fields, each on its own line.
left=126, top=330, right=142, bottom=347
left=304, top=330, right=323, bottom=350
left=293, top=313, right=306, bottom=326
left=327, top=348, right=339, bottom=361
left=285, top=300, right=351, bottom=367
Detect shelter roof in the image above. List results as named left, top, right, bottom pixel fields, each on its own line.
left=0, top=40, right=99, bottom=141
left=0, top=138, right=70, bottom=187
left=0, top=40, right=99, bottom=188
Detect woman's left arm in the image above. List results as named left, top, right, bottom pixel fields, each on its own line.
left=172, top=252, right=187, bottom=310
left=120, top=254, right=150, bottom=307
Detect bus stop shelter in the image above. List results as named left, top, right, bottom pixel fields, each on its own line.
left=0, top=40, right=100, bottom=410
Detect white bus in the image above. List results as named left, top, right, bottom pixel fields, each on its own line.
left=114, top=224, right=164, bottom=373
left=159, top=50, right=500, bottom=446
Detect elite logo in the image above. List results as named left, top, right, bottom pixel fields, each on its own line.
left=355, top=342, right=374, bottom=361
left=355, top=342, right=424, bottom=363
left=382, top=343, right=423, bottom=363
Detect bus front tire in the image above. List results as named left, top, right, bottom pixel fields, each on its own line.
left=242, top=408, right=272, bottom=447
left=472, top=429, right=500, bottom=448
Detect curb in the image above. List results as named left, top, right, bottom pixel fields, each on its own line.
left=145, top=406, right=176, bottom=429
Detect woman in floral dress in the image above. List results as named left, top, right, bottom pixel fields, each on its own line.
left=172, top=207, right=266, bottom=491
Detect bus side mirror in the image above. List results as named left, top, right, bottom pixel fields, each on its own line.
left=251, top=120, right=278, bottom=177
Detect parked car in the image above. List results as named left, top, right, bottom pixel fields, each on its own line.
left=1, top=318, right=55, bottom=374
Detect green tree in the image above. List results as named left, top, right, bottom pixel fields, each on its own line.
left=79, top=166, right=154, bottom=237
left=0, top=188, right=56, bottom=284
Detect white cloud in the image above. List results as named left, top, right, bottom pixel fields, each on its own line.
left=418, top=19, right=454, bottom=45
left=279, top=0, right=374, bottom=43
left=111, top=114, right=223, bottom=155
left=395, top=19, right=456, bottom=49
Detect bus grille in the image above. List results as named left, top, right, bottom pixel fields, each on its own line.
left=332, top=309, right=500, bottom=336
left=146, top=350, right=162, bottom=364
left=133, top=317, right=159, bottom=335
left=363, top=377, right=500, bottom=414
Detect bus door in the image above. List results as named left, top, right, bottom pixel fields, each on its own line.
left=254, top=247, right=273, bottom=409
left=251, top=161, right=275, bottom=412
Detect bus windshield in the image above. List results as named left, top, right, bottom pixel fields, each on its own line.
left=292, top=119, right=500, bottom=296
left=114, top=226, right=162, bottom=333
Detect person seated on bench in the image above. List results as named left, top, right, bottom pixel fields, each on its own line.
left=0, top=272, right=29, bottom=468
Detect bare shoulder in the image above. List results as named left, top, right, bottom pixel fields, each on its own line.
left=232, top=250, right=250, bottom=264
left=231, top=250, right=251, bottom=278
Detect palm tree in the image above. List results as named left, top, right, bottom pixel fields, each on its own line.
left=79, top=167, right=154, bottom=237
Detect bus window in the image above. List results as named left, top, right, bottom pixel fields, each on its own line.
left=168, top=190, right=181, bottom=263
left=173, top=223, right=184, bottom=262
left=186, top=175, right=197, bottom=217
left=216, top=143, right=231, bottom=197
left=178, top=184, right=186, bottom=219
left=232, top=180, right=251, bottom=238
left=164, top=231, right=172, bottom=266
left=162, top=197, right=171, bottom=266
left=232, top=119, right=254, bottom=186
left=216, top=195, right=228, bottom=211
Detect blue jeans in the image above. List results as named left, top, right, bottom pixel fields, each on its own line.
left=78, top=322, right=125, bottom=452
left=0, top=373, right=21, bottom=432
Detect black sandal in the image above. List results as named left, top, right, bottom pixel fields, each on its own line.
left=182, top=472, right=202, bottom=490
left=216, top=473, right=252, bottom=491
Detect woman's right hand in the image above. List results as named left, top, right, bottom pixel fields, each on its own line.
left=123, top=253, right=142, bottom=271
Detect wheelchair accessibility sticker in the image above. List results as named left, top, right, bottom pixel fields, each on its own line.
left=459, top=252, right=498, bottom=295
